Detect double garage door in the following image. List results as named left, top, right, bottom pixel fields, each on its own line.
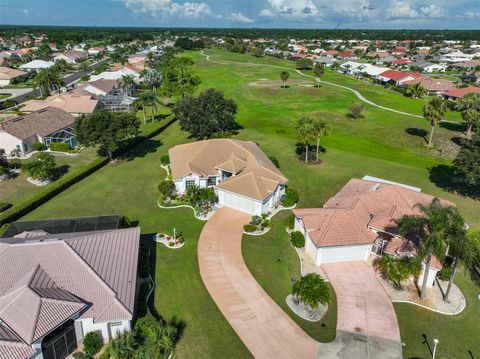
left=221, top=191, right=257, bottom=215
left=318, top=244, right=371, bottom=264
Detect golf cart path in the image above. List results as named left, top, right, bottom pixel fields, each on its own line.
left=201, top=51, right=424, bottom=119
left=198, top=207, right=320, bottom=358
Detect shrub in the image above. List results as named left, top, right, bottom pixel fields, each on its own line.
left=32, top=142, right=44, bottom=151
left=250, top=215, right=262, bottom=226
left=268, top=156, right=280, bottom=168
left=160, top=155, right=170, bottom=165
left=9, top=159, right=21, bottom=170
left=290, top=231, right=305, bottom=248
left=24, top=153, right=56, bottom=180
left=348, top=103, right=364, bottom=119
left=288, top=214, right=295, bottom=230
left=169, top=242, right=175, bottom=247
left=243, top=224, right=257, bottom=233
left=438, top=265, right=452, bottom=281
left=72, top=352, right=90, bottom=359
left=83, top=331, right=103, bottom=357
left=281, top=188, right=299, bottom=207
left=0, top=203, right=11, bottom=213
left=261, top=219, right=271, bottom=228
left=49, top=142, right=70, bottom=152
left=158, top=180, right=176, bottom=198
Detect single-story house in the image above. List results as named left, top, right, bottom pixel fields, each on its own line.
left=22, top=92, right=99, bottom=116
left=339, top=61, right=389, bottom=77
left=89, top=67, right=140, bottom=82
left=440, top=51, right=476, bottom=63
left=390, top=58, right=414, bottom=67
left=0, top=223, right=140, bottom=359
left=19, top=60, right=54, bottom=72
left=442, top=86, right=480, bottom=100
left=72, top=79, right=119, bottom=97
left=0, top=66, right=28, bottom=86
left=0, top=107, right=76, bottom=156
left=376, top=70, right=421, bottom=85
left=293, top=177, right=452, bottom=287
left=402, top=77, right=456, bottom=95
left=449, top=60, right=480, bottom=71
left=416, top=62, right=447, bottom=73
left=169, top=139, right=288, bottom=216
left=53, top=50, right=88, bottom=64
left=88, top=47, right=105, bottom=57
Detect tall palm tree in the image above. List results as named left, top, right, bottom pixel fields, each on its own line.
left=280, top=70, right=289, bottom=89
left=79, top=59, right=89, bottom=76
left=312, top=119, right=330, bottom=161
left=423, top=97, right=447, bottom=147
left=33, top=68, right=62, bottom=97
left=296, top=116, right=315, bottom=163
left=292, top=273, right=330, bottom=310
left=396, top=198, right=452, bottom=299
left=456, top=93, right=480, bottom=137
left=406, top=82, right=426, bottom=98
left=313, top=63, right=324, bottom=87
left=119, top=75, right=136, bottom=96
left=144, top=69, right=163, bottom=91
left=138, top=91, right=153, bottom=125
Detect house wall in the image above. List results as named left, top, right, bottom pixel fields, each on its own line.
left=314, top=243, right=372, bottom=265
left=418, top=263, right=439, bottom=288
left=0, top=79, right=11, bottom=86
left=218, top=189, right=259, bottom=215
left=0, top=131, right=23, bottom=154
left=76, top=318, right=131, bottom=343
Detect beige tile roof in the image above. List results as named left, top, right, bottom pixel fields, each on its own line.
left=403, top=77, right=456, bottom=92
left=0, top=227, right=140, bottom=345
left=0, top=67, right=27, bottom=80
left=169, top=139, right=288, bottom=201
left=22, top=92, right=99, bottom=114
left=1, top=107, right=74, bottom=140
left=294, top=178, right=453, bottom=248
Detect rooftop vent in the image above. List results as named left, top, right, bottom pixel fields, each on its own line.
left=372, top=183, right=380, bottom=191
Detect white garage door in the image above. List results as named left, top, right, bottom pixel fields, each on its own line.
left=319, top=244, right=371, bottom=264
left=222, top=191, right=257, bottom=215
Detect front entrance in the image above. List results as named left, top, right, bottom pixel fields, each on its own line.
left=41, top=320, right=78, bottom=359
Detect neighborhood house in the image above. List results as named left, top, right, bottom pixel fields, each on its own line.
left=168, top=139, right=288, bottom=215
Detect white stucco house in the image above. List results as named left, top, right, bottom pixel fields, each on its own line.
left=168, top=139, right=288, bottom=216
left=19, top=60, right=54, bottom=72
left=293, top=177, right=451, bottom=288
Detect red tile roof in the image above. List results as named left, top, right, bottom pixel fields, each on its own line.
left=403, top=77, right=456, bottom=92
left=443, top=86, right=480, bottom=99
left=390, top=58, right=414, bottom=65
left=378, top=70, right=420, bottom=81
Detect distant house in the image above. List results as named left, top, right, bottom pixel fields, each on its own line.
left=392, top=47, right=407, bottom=56
left=0, top=107, right=76, bottom=156
left=450, top=60, right=480, bottom=71
left=98, top=88, right=136, bottom=112
left=169, top=139, right=288, bottom=216
left=291, top=53, right=306, bottom=60
left=337, top=51, right=356, bottom=60
left=313, top=56, right=336, bottom=67
left=73, top=78, right=120, bottom=97
left=442, top=87, right=480, bottom=100
left=412, top=62, right=447, bottom=73
left=89, top=67, right=140, bottom=82
left=376, top=70, right=421, bottom=85
left=88, top=47, right=105, bottom=56
left=53, top=50, right=88, bottom=64
left=441, top=51, right=476, bottom=63
left=22, top=92, right=100, bottom=116
left=402, top=77, right=456, bottom=95
left=461, top=71, right=480, bottom=84
left=0, top=66, right=28, bottom=86
left=19, top=60, right=54, bottom=72
left=390, top=58, right=414, bottom=67
left=0, top=220, right=140, bottom=359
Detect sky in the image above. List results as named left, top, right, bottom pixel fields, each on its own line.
left=1, top=0, right=479, bottom=30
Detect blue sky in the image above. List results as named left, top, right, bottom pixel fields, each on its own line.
left=1, top=0, right=479, bottom=29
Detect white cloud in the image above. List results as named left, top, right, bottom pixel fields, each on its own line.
left=124, top=0, right=211, bottom=18
left=329, top=0, right=379, bottom=20
left=463, top=10, right=480, bottom=18
left=386, top=0, right=417, bottom=19
left=265, top=0, right=321, bottom=20
left=259, top=9, right=276, bottom=18
left=23, top=9, right=29, bottom=15
left=228, top=12, right=255, bottom=23
left=420, top=4, right=444, bottom=18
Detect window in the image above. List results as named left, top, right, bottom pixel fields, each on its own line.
left=185, top=180, right=195, bottom=189
left=207, top=177, right=216, bottom=186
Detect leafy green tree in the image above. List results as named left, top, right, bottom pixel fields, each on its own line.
left=296, top=116, right=315, bottom=163
left=174, top=88, right=238, bottom=139
left=33, top=68, right=62, bottom=96
left=292, top=273, right=330, bottom=310
left=83, top=331, right=103, bottom=357
left=163, top=57, right=201, bottom=99
left=24, top=153, right=56, bottom=180
left=158, top=180, right=176, bottom=198
left=313, top=63, right=324, bottom=87
left=377, top=255, right=421, bottom=288
left=312, top=118, right=330, bottom=161
left=119, top=74, right=136, bottom=95
left=455, top=93, right=480, bottom=137
left=396, top=198, right=453, bottom=299
left=405, top=82, right=426, bottom=99
left=423, top=97, right=447, bottom=147
left=280, top=71, right=289, bottom=88
left=74, top=111, right=140, bottom=160
left=36, top=43, right=52, bottom=60
left=348, top=103, right=364, bottom=119
left=78, top=59, right=89, bottom=76
left=453, top=132, right=480, bottom=198
left=296, top=58, right=313, bottom=70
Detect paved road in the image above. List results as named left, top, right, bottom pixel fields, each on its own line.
left=198, top=207, right=320, bottom=359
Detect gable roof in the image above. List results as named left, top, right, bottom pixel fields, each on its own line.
left=169, top=139, right=288, bottom=201
left=0, top=227, right=140, bottom=345
left=1, top=107, right=74, bottom=140
left=378, top=70, right=421, bottom=82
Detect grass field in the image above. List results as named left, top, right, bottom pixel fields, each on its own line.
left=19, top=48, right=479, bottom=358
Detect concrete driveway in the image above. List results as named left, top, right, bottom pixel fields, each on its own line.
left=198, top=207, right=320, bottom=359
left=322, top=261, right=401, bottom=342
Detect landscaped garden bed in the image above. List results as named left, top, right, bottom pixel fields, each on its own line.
left=154, top=232, right=185, bottom=249
left=286, top=294, right=328, bottom=322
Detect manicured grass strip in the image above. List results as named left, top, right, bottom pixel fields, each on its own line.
left=242, top=211, right=337, bottom=343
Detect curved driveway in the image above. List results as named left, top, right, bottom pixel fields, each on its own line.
left=198, top=207, right=320, bottom=359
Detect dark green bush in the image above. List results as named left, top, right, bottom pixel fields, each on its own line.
left=250, top=215, right=262, bottom=226
left=290, top=231, right=305, bottom=248
left=243, top=224, right=257, bottom=233
left=83, top=331, right=103, bottom=357
left=261, top=219, right=271, bottom=228
left=49, top=142, right=70, bottom=152
left=158, top=180, right=176, bottom=198
left=288, top=214, right=295, bottom=230
left=160, top=155, right=170, bottom=165
left=0, top=203, right=11, bottom=213
left=268, top=156, right=280, bottom=168
left=138, top=242, right=150, bottom=278
left=438, top=265, right=452, bottom=281
left=32, top=142, right=44, bottom=151
left=281, top=188, right=299, bottom=207
left=72, top=352, right=90, bottom=359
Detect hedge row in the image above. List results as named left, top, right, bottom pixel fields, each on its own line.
left=0, top=116, right=177, bottom=226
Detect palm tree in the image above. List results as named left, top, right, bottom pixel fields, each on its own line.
left=292, top=273, right=330, bottom=310
left=108, top=331, right=137, bottom=359
left=423, top=97, right=447, bottom=147
left=406, top=82, right=426, bottom=99
left=296, top=116, right=315, bottom=163
left=280, top=71, right=289, bottom=88
left=396, top=198, right=452, bottom=299
left=456, top=93, right=480, bottom=137
left=79, top=60, right=89, bottom=76
left=138, top=91, right=153, bottom=125
left=119, top=75, right=136, bottom=96
left=312, top=119, right=330, bottom=161
left=313, top=63, right=324, bottom=87
left=33, top=68, right=62, bottom=97
left=150, top=321, right=178, bottom=358
left=377, top=255, right=422, bottom=289
left=144, top=69, right=163, bottom=91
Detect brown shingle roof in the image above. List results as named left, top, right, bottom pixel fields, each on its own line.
left=169, top=139, right=288, bottom=201
left=1, top=107, right=74, bottom=140
left=0, top=67, right=27, bottom=80
left=0, top=227, right=140, bottom=345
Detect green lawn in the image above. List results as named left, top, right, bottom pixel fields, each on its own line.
left=242, top=211, right=337, bottom=343
left=17, top=48, right=480, bottom=358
